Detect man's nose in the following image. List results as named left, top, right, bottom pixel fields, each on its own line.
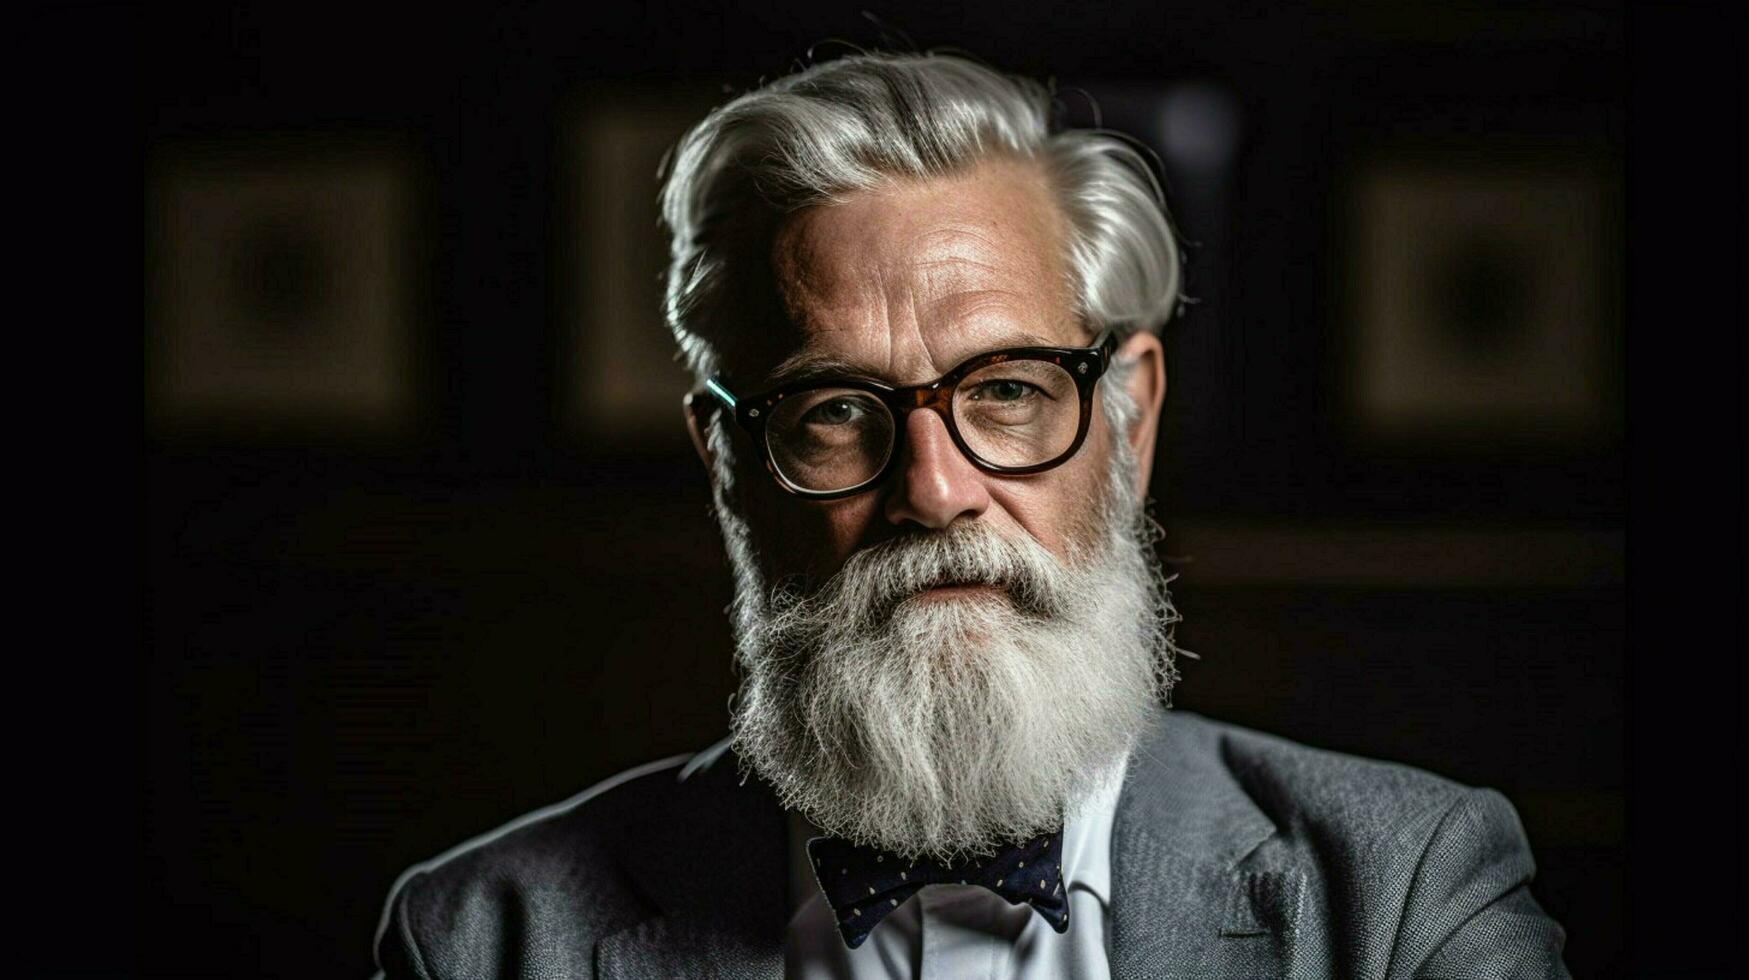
left=883, top=409, right=991, bottom=529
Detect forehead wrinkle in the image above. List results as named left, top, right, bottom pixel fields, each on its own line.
left=754, top=157, right=1076, bottom=389
left=901, top=230, right=1046, bottom=374
left=906, top=224, right=1007, bottom=264
left=760, top=269, right=1060, bottom=387
left=927, top=289, right=1035, bottom=328
left=770, top=230, right=848, bottom=335
left=907, top=230, right=1015, bottom=296
left=769, top=263, right=894, bottom=383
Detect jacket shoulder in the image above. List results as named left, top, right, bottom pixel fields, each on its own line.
left=1174, top=711, right=1475, bottom=839
left=373, top=743, right=733, bottom=979
left=1152, top=712, right=1562, bottom=976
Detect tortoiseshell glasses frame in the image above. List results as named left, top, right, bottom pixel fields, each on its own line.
left=684, top=332, right=1118, bottom=500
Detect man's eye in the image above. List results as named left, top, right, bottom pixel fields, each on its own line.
left=968, top=380, right=1039, bottom=403
left=806, top=398, right=865, bottom=425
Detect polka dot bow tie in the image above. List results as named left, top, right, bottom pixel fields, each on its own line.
left=805, top=829, right=1069, bottom=949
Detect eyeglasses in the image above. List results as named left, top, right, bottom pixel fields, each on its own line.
left=686, top=332, right=1118, bottom=499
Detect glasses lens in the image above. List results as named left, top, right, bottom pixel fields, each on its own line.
left=764, top=388, right=896, bottom=493
left=952, top=359, right=1082, bottom=468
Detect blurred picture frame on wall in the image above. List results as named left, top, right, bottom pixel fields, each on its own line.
left=147, top=139, right=420, bottom=441
left=1344, top=149, right=1619, bottom=451
left=560, top=84, right=719, bottom=445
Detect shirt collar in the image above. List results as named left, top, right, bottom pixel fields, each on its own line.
left=1060, top=747, right=1130, bottom=907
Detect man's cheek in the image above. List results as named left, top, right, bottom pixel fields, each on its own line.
left=822, top=498, right=884, bottom=555
left=990, top=484, right=1074, bottom=556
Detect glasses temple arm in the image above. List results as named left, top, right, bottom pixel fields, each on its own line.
left=703, top=377, right=739, bottom=412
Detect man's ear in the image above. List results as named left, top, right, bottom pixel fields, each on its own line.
left=1113, top=330, right=1167, bottom=496
left=683, top=395, right=717, bottom=474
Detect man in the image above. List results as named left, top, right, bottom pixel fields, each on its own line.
left=373, top=53, right=1569, bottom=978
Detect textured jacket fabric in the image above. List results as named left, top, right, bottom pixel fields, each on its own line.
left=372, top=709, right=1569, bottom=979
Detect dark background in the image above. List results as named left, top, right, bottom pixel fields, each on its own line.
left=25, top=0, right=1735, bottom=976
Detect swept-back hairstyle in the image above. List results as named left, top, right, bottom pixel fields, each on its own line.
left=659, top=51, right=1182, bottom=381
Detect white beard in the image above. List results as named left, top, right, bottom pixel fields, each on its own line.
left=711, top=393, right=1182, bottom=863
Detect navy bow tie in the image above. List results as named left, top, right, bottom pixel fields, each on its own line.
left=805, top=829, right=1070, bottom=949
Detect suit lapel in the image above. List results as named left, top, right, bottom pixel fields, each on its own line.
left=596, top=738, right=787, bottom=980
left=594, top=709, right=1307, bottom=979
left=1110, top=709, right=1307, bottom=979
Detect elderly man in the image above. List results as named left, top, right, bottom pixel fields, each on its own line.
left=373, top=53, right=1569, bottom=979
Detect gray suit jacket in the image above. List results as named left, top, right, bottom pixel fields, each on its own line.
left=372, top=709, right=1569, bottom=978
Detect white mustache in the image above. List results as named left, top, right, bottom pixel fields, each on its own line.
left=778, top=522, right=1068, bottom=623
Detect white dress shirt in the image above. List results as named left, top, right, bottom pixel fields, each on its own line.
left=783, top=752, right=1130, bottom=979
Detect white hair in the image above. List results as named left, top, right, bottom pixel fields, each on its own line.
left=659, top=52, right=1183, bottom=380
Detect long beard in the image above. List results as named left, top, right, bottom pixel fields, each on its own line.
left=714, top=422, right=1181, bottom=863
